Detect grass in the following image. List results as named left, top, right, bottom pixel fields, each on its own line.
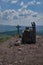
left=0, top=34, right=19, bottom=45
left=0, top=36, right=12, bottom=44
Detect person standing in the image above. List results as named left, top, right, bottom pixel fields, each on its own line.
left=31, top=22, right=36, bottom=43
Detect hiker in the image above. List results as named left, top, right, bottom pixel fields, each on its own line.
left=31, top=22, right=36, bottom=43
left=22, top=27, right=31, bottom=44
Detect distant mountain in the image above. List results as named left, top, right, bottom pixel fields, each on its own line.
left=0, top=25, right=43, bottom=36
left=0, top=25, right=25, bottom=32
left=0, top=25, right=17, bottom=32
left=36, top=26, right=43, bottom=35
left=36, top=26, right=43, bottom=32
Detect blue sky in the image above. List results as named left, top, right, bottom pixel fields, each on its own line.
left=0, top=0, right=43, bottom=26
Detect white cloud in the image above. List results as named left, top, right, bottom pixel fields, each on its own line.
left=20, top=0, right=41, bottom=10
left=11, top=0, right=18, bottom=4
left=18, top=8, right=28, bottom=15
left=0, top=0, right=42, bottom=25
left=0, top=9, right=19, bottom=21
left=28, top=1, right=35, bottom=5
left=0, top=8, right=43, bottom=26
left=20, top=2, right=28, bottom=8
left=18, top=7, right=38, bottom=18
left=20, top=2, right=24, bottom=6
left=37, top=2, right=41, bottom=5
left=28, top=0, right=41, bottom=5
left=2, top=0, right=18, bottom=3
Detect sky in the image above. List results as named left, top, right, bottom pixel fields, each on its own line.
left=0, top=0, right=43, bottom=26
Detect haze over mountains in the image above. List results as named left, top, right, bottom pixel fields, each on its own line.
left=0, top=25, right=43, bottom=35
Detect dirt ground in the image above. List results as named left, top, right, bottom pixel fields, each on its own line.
left=0, top=36, right=43, bottom=65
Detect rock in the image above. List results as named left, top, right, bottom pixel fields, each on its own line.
left=18, top=48, right=22, bottom=51
left=19, top=60, right=23, bottom=63
left=14, top=43, right=20, bottom=46
left=14, top=40, right=21, bottom=46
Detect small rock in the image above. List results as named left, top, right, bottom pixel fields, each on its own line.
left=14, top=43, right=20, bottom=46
left=18, top=48, right=22, bottom=51
left=19, top=60, right=23, bottom=63
left=14, top=40, right=21, bottom=46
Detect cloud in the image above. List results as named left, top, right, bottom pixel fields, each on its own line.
left=20, top=2, right=28, bottom=8
left=11, top=0, right=18, bottom=4
left=0, top=8, right=38, bottom=21
left=20, top=2, right=24, bottom=6
left=20, top=0, right=41, bottom=10
left=18, top=7, right=38, bottom=18
left=0, top=8, right=43, bottom=26
left=0, top=9, right=19, bottom=21
left=28, top=0, right=41, bottom=5
left=18, top=8, right=28, bottom=15
left=31, top=12, right=38, bottom=17
left=2, top=0, right=18, bottom=3
left=37, top=2, right=41, bottom=5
